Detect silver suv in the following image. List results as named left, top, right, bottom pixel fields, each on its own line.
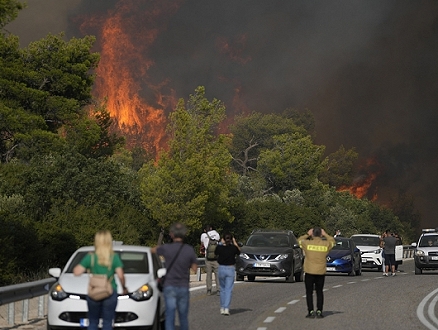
left=412, top=229, right=438, bottom=274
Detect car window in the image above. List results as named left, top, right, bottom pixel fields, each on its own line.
left=351, top=236, right=380, bottom=246
left=247, top=234, right=289, bottom=247
left=333, top=239, right=350, bottom=250
left=419, top=235, right=438, bottom=247
left=64, top=251, right=150, bottom=274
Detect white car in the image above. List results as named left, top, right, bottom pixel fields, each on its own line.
left=350, top=234, right=383, bottom=271
left=47, top=245, right=165, bottom=330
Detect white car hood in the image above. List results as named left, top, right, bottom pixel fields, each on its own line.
left=58, top=273, right=155, bottom=294
left=356, top=245, right=380, bottom=253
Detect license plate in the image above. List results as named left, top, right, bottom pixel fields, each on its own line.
left=361, top=258, right=367, bottom=263
left=431, top=256, right=438, bottom=260
left=326, top=267, right=336, bottom=271
left=253, top=262, right=270, bottom=267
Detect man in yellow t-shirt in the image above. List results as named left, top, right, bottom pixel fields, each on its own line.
left=298, top=227, right=335, bottom=319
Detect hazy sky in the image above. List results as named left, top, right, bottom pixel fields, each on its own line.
left=6, top=0, right=438, bottom=230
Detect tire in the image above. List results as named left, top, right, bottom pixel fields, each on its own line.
left=294, top=269, right=304, bottom=282
left=247, top=275, right=255, bottom=282
left=236, top=274, right=245, bottom=281
left=152, top=307, right=160, bottom=330
left=415, top=265, right=422, bottom=275
left=349, top=263, right=356, bottom=276
left=377, top=265, right=382, bottom=272
left=355, top=262, right=362, bottom=276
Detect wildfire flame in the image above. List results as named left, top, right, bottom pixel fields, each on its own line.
left=338, top=157, right=382, bottom=200
left=80, top=1, right=182, bottom=155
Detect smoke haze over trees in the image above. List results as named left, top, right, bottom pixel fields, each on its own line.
left=6, top=0, right=438, bottom=229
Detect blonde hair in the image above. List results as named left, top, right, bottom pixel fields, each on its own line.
left=94, top=230, right=113, bottom=267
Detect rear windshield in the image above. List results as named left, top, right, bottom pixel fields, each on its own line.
left=65, top=251, right=150, bottom=274
left=351, top=236, right=380, bottom=246
left=419, top=235, right=438, bottom=247
left=333, top=239, right=351, bottom=250
left=246, top=234, right=290, bottom=247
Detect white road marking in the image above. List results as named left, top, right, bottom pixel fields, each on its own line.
left=263, top=317, right=276, bottom=323
left=288, top=299, right=299, bottom=304
left=417, top=287, right=438, bottom=330
left=275, top=307, right=286, bottom=313
left=332, top=285, right=342, bottom=288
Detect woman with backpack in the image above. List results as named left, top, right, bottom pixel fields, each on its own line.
left=215, top=233, right=240, bottom=316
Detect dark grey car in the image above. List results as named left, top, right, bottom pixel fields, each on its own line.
left=235, top=229, right=304, bottom=282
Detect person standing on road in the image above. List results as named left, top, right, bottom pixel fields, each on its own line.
left=200, top=224, right=220, bottom=295
left=215, top=233, right=240, bottom=316
left=73, top=230, right=128, bottom=330
left=152, top=223, right=198, bottom=330
left=298, top=227, right=335, bottom=319
left=383, top=229, right=397, bottom=276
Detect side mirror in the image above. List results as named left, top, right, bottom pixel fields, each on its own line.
left=157, top=268, right=167, bottom=278
left=49, top=268, right=61, bottom=278
left=411, top=242, right=417, bottom=247
left=237, top=242, right=244, bottom=247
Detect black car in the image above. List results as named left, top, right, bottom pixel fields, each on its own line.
left=235, top=229, right=304, bottom=282
left=326, top=237, right=362, bottom=276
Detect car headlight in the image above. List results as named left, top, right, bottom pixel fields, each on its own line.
left=373, top=248, right=382, bottom=254
left=130, top=284, right=153, bottom=301
left=416, top=250, right=425, bottom=256
left=50, top=284, right=68, bottom=301
left=239, top=253, right=250, bottom=260
left=341, top=255, right=352, bottom=261
left=274, top=254, right=289, bottom=260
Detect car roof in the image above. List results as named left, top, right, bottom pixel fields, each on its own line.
left=351, top=234, right=380, bottom=238
left=75, top=245, right=152, bottom=253
left=251, top=229, right=294, bottom=235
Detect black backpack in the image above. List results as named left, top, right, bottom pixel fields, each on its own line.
left=206, top=233, right=218, bottom=260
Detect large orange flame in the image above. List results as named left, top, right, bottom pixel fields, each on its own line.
left=80, top=1, right=182, bottom=155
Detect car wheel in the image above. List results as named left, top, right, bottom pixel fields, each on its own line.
left=236, top=274, right=245, bottom=281
left=152, top=307, right=160, bottom=330
left=247, top=275, right=255, bottom=282
left=415, top=265, right=422, bottom=275
left=294, top=269, right=304, bottom=282
left=377, top=265, right=382, bottom=272
left=355, top=262, right=362, bottom=276
left=349, top=265, right=356, bottom=276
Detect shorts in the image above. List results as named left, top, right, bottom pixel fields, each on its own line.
left=385, top=253, right=396, bottom=267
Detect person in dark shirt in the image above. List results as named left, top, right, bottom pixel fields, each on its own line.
left=151, top=223, right=198, bottom=330
left=383, top=229, right=397, bottom=276
left=215, top=233, right=240, bottom=316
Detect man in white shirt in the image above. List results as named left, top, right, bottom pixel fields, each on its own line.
left=200, top=224, right=220, bottom=295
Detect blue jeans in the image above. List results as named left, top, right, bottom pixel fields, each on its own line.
left=218, top=265, right=235, bottom=310
left=163, top=286, right=190, bottom=330
left=86, top=290, right=118, bottom=330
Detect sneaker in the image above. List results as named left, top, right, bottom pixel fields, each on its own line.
left=316, top=310, right=324, bottom=318
left=220, top=308, right=225, bottom=315
left=383, top=273, right=388, bottom=277
left=223, top=308, right=230, bottom=316
left=207, top=290, right=212, bottom=295
left=306, top=310, right=315, bottom=318
left=392, top=273, right=396, bottom=277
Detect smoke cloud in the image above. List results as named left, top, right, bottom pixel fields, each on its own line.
left=6, top=0, right=438, bottom=229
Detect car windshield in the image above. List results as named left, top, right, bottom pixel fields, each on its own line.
left=65, top=251, right=150, bottom=274
left=246, top=234, right=290, bottom=247
left=419, top=235, right=438, bottom=247
left=351, top=236, right=380, bottom=246
left=333, top=239, right=351, bottom=250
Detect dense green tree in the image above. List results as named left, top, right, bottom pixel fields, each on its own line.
left=0, top=33, right=99, bottom=161
left=319, top=145, right=359, bottom=188
left=257, top=133, right=326, bottom=192
left=0, top=0, right=24, bottom=29
left=229, top=112, right=306, bottom=175
left=139, top=87, right=238, bottom=241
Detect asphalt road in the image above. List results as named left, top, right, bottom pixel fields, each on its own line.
left=188, top=259, right=438, bottom=330
left=7, top=259, right=438, bottom=330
